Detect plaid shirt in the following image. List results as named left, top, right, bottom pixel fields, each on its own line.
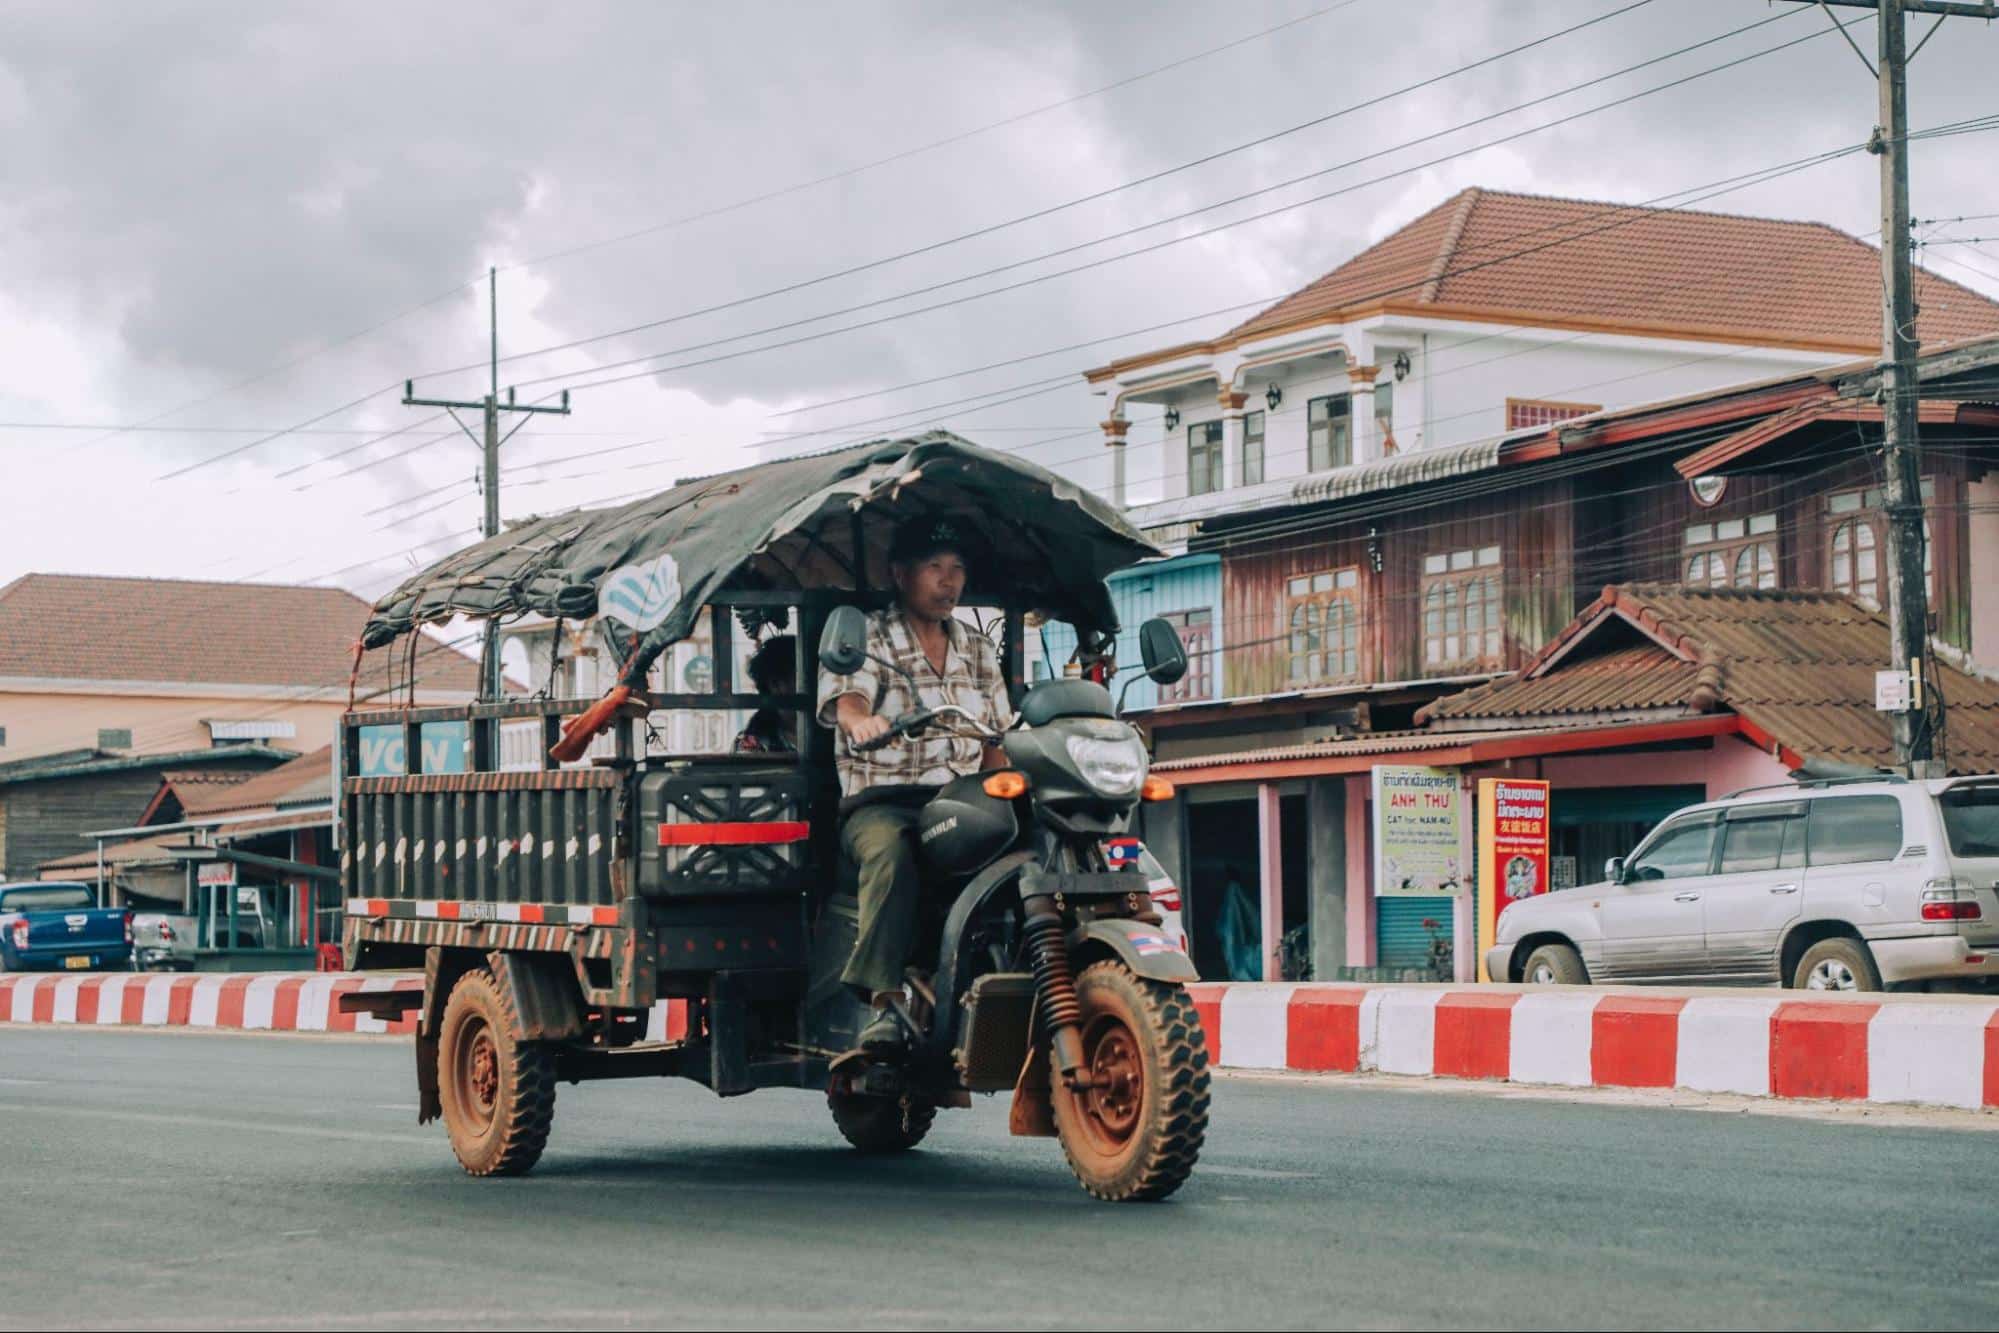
left=816, top=607, right=1014, bottom=799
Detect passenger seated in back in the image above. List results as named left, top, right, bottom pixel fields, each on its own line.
left=735, top=635, right=797, bottom=755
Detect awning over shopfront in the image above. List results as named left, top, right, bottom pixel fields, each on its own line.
left=1152, top=716, right=1738, bottom=786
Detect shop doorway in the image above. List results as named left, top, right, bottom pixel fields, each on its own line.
left=1184, top=794, right=1309, bottom=980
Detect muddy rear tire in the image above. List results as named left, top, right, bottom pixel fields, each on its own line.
left=828, top=1093, right=935, bottom=1153
left=436, top=967, right=557, bottom=1176
left=1049, top=961, right=1210, bottom=1202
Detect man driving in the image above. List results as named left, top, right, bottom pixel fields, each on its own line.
left=817, top=517, right=1013, bottom=1057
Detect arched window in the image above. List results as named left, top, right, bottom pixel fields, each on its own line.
left=1683, top=514, right=1777, bottom=591
left=1830, top=519, right=1876, bottom=602
left=1287, top=568, right=1361, bottom=684
left=1733, top=542, right=1776, bottom=589
left=1422, top=547, right=1503, bottom=670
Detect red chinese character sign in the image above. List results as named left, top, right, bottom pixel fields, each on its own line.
left=1476, top=778, right=1550, bottom=981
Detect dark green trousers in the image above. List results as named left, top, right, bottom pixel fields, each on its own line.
left=839, top=802, right=925, bottom=996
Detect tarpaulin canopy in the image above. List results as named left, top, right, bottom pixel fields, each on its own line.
left=363, top=431, right=1160, bottom=687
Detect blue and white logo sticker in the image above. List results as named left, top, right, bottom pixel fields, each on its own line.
left=598, top=552, right=682, bottom=632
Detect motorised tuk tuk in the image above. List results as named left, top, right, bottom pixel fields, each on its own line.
left=338, top=430, right=1211, bottom=1201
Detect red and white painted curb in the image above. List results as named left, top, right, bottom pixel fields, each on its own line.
left=0, top=972, right=690, bottom=1043
left=9, top=973, right=1994, bottom=1112
left=1188, top=983, right=1999, bottom=1112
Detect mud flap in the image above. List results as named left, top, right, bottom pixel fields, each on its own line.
left=486, top=950, right=585, bottom=1043
left=416, top=947, right=448, bottom=1125
left=416, top=1031, right=442, bottom=1125
left=1007, top=995, right=1056, bottom=1138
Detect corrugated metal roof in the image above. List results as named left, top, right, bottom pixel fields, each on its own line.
left=1423, top=644, right=1701, bottom=720
left=1288, top=437, right=1500, bottom=507
left=1419, top=584, right=1999, bottom=775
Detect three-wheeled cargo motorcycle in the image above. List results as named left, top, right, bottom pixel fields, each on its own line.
left=339, top=430, right=1211, bottom=1201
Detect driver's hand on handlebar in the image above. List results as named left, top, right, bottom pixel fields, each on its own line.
left=841, top=713, right=894, bottom=748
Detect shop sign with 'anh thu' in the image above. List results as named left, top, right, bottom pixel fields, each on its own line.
left=1372, top=764, right=1463, bottom=897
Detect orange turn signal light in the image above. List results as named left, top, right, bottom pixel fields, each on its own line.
left=1141, top=775, right=1175, bottom=801
left=983, top=771, right=1030, bottom=799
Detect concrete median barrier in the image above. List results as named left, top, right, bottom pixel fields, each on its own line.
left=1189, top=981, right=1999, bottom=1111
left=7, top=972, right=1994, bottom=1112
left=0, top=971, right=693, bottom=1043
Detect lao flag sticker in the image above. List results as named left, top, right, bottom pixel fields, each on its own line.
left=1103, top=838, right=1143, bottom=871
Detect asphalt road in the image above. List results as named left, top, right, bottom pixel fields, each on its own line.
left=2, top=1027, right=1996, bottom=1331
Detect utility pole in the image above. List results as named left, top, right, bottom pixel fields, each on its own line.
left=402, top=266, right=572, bottom=702
left=1779, top=0, right=1994, bottom=776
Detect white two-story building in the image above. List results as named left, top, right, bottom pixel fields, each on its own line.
left=1087, top=187, right=1999, bottom=537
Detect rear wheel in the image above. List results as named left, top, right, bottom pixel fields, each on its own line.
left=1793, top=937, right=1882, bottom=992
left=436, top=967, right=557, bottom=1176
left=1050, top=961, right=1209, bottom=1202
left=828, top=1093, right=935, bottom=1153
left=1521, top=942, right=1589, bottom=985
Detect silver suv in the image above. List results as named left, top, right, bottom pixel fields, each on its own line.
left=1486, top=777, right=1999, bottom=991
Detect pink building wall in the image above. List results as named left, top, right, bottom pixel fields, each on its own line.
left=1505, top=733, right=1791, bottom=801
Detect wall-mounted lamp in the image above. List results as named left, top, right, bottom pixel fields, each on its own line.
left=1265, top=383, right=1283, bottom=411
left=1163, top=406, right=1181, bottom=431
left=1392, top=351, right=1412, bottom=382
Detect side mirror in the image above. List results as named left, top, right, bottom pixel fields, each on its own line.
left=818, top=606, right=869, bottom=675
left=1138, top=617, right=1188, bottom=686
left=1604, top=856, right=1625, bottom=885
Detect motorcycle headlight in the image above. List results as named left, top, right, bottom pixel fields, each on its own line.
left=1065, top=735, right=1147, bottom=796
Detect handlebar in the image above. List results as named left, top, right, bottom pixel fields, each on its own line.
left=850, top=704, right=1003, bottom=753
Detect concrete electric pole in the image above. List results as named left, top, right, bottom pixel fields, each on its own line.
left=401, top=267, right=572, bottom=702
left=1780, top=0, right=1994, bottom=775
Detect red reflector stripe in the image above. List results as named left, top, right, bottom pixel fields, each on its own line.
left=517, top=904, right=545, bottom=924
left=658, top=821, right=811, bottom=847
left=365, top=899, right=390, bottom=917
left=436, top=901, right=462, bottom=920
left=592, top=906, right=619, bottom=926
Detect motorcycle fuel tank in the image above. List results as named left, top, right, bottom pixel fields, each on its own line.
left=916, top=772, right=1020, bottom=877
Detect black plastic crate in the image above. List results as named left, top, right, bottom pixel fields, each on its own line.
left=635, top=762, right=814, bottom=898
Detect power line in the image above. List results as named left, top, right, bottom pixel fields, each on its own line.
left=422, top=0, right=1670, bottom=384
left=485, top=13, right=1849, bottom=405
left=319, top=126, right=1904, bottom=533
left=195, top=7, right=1836, bottom=493
left=230, top=112, right=1991, bottom=588
left=124, top=2, right=1369, bottom=484
left=496, top=0, right=1374, bottom=275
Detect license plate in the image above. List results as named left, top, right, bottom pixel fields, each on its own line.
left=64, top=956, right=91, bottom=970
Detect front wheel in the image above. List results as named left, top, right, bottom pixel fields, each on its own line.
left=436, top=967, right=558, bottom=1176
left=1793, top=937, right=1882, bottom=992
left=1049, top=961, right=1210, bottom=1202
left=1521, top=942, right=1589, bottom=985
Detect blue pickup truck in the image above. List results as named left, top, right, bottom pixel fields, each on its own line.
left=0, top=881, right=133, bottom=972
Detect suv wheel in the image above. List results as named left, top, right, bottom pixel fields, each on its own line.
left=1792, top=937, right=1882, bottom=992
left=1521, top=942, right=1589, bottom=985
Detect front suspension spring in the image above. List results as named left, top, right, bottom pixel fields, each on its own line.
left=1022, top=902, right=1083, bottom=1035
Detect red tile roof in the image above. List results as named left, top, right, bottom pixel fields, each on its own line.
left=1087, top=188, right=1999, bottom=380
left=1420, top=584, right=1999, bottom=774
left=0, top=574, right=483, bottom=695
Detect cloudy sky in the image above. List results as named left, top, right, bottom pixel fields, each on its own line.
left=3, top=0, right=1995, bottom=602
